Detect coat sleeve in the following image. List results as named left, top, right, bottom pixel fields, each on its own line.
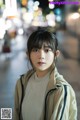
left=14, top=80, right=21, bottom=120
left=50, top=85, right=77, bottom=120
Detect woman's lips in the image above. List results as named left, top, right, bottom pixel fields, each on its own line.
left=37, top=62, right=45, bottom=65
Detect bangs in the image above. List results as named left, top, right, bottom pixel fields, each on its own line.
left=27, top=29, right=58, bottom=54
left=30, top=33, right=55, bottom=51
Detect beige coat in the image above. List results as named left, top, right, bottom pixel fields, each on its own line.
left=14, top=68, right=77, bottom=120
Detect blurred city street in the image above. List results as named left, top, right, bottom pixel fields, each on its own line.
left=0, top=30, right=80, bottom=119
left=0, top=0, right=80, bottom=119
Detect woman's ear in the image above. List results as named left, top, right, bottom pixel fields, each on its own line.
left=55, top=50, right=60, bottom=57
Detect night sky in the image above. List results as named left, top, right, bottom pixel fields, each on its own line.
left=33, top=0, right=65, bottom=9
left=34, top=0, right=49, bottom=9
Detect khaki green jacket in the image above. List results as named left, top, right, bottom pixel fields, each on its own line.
left=14, top=68, right=77, bottom=120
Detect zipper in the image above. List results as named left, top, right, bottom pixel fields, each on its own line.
left=44, top=87, right=58, bottom=120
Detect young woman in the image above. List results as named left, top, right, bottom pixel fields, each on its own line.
left=14, top=29, right=77, bottom=120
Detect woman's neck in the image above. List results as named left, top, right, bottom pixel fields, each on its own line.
left=36, top=71, right=48, bottom=78
left=36, top=67, right=52, bottom=78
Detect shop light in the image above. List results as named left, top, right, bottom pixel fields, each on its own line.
left=49, top=3, right=55, bottom=9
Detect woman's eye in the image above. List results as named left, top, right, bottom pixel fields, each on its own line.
left=45, top=49, right=50, bottom=52
left=32, top=48, right=39, bottom=52
left=45, top=49, right=51, bottom=53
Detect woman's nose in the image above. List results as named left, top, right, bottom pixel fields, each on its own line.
left=39, top=50, right=45, bottom=59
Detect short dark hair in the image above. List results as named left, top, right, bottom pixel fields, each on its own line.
left=27, top=28, right=58, bottom=58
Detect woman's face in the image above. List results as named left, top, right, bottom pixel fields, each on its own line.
left=29, top=43, right=55, bottom=74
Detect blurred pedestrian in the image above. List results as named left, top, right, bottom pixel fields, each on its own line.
left=2, top=31, right=11, bottom=53
left=14, top=28, right=77, bottom=120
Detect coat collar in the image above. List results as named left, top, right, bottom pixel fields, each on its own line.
left=46, top=68, right=57, bottom=93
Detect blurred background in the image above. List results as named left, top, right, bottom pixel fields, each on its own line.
left=0, top=0, right=80, bottom=119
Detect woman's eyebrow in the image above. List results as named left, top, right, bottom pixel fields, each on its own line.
left=44, top=45, right=52, bottom=49
left=32, top=46, right=40, bottom=49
